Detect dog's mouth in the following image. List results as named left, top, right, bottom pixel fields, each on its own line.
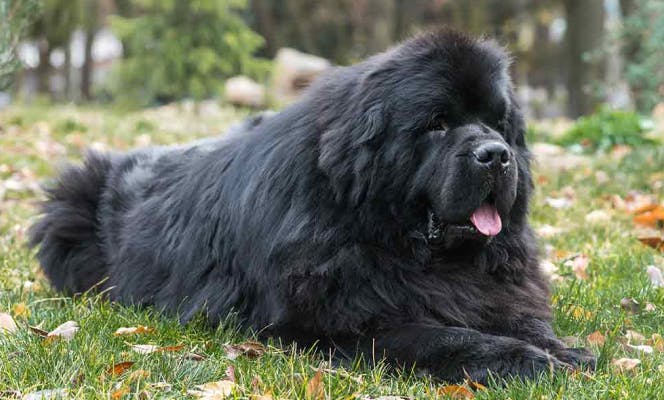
left=428, top=195, right=502, bottom=242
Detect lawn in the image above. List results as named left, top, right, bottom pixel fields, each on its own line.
left=1, top=104, right=663, bottom=399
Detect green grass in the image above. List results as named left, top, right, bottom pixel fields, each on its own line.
left=1, top=104, right=663, bottom=399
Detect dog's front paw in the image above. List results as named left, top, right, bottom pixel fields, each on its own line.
left=553, top=347, right=597, bottom=371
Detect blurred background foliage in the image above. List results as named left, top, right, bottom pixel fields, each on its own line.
left=0, top=0, right=663, bottom=130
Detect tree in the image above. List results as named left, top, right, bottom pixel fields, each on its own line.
left=621, top=0, right=664, bottom=113
left=29, top=0, right=82, bottom=96
left=563, top=0, right=605, bottom=117
left=109, top=0, right=270, bottom=106
left=0, top=0, right=39, bottom=90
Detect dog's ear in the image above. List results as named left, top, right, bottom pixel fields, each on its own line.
left=318, top=69, right=390, bottom=206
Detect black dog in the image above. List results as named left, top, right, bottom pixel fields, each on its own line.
left=29, top=30, right=595, bottom=383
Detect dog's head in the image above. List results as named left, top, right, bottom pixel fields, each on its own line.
left=316, top=30, right=531, bottom=248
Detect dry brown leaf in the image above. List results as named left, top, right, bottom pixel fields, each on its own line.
left=106, top=361, right=135, bottom=376
left=612, top=357, right=641, bottom=372
left=187, top=380, right=236, bottom=399
left=637, top=235, right=664, bottom=252
left=646, top=265, right=664, bottom=287
left=114, top=326, right=155, bottom=336
left=305, top=369, right=325, bottom=400
left=437, top=385, right=474, bottom=399
left=620, top=298, right=641, bottom=314
left=28, top=325, right=49, bottom=338
left=650, top=334, right=664, bottom=351
left=183, top=352, right=206, bottom=361
left=46, top=321, right=79, bottom=342
left=587, top=331, right=606, bottom=346
left=633, top=205, right=664, bottom=228
left=0, top=312, right=18, bottom=334
left=128, top=369, right=151, bottom=381
left=111, top=386, right=130, bottom=400
left=224, top=341, right=265, bottom=360
left=148, top=382, right=173, bottom=392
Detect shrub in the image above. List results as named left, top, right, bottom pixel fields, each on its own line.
left=108, top=0, right=271, bottom=107
left=622, top=0, right=664, bottom=113
left=557, top=106, right=656, bottom=152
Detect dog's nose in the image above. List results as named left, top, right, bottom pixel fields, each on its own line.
left=472, top=141, right=510, bottom=168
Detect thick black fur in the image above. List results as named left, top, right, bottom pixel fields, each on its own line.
left=29, top=31, right=595, bottom=384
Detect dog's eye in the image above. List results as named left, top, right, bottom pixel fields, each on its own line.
left=429, top=120, right=448, bottom=131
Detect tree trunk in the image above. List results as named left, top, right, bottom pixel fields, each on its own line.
left=64, top=39, right=72, bottom=101
left=80, top=29, right=94, bottom=100
left=36, top=37, right=50, bottom=94
left=80, top=0, right=99, bottom=101
left=563, top=0, right=605, bottom=117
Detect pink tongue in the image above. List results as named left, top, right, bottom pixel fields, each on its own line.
left=470, top=203, right=502, bottom=236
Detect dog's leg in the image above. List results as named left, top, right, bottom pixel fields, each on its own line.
left=371, top=324, right=571, bottom=384
left=493, top=318, right=596, bottom=371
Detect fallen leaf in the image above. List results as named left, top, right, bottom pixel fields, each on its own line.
left=114, top=326, right=155, bottom=336
left=360, top=397, right=410, bottom=400
left=612, top=357, right=641, bottom=372
left=587, top=331, right=606, bottom=346
left=585, top=209, right=611, bottom=224
left=544, top=197, right=573, bottom=209
left=223, top=341, right=265, bottom=360
left=187, top=380, right=236, bottom=399
left=47, top=321, right=79, bottom=342
left=647, top=265, right=664, bottom=287
left=625, top=344, right=654, bottom=354
left=130, top=344, right=185, bottom=354
left=535, top=224, right=565, bottom=238
left=633, top=205, right=664, bottom=228
left=620, top=298, right=641, bottom=314
left=225, top=365, right=236, bottom=383
left=148, top=382, right=172, bottom=392
left=650, top=334, right=664, bottom=351
left=637, top=235, right=664, bottom=252
left=612, top=192, right=656, bottom=212
left=12, top=303, right=29, bottom=318
left=183, top=352, right=206, bottom=361
left=539, top=260, right=562, bottom=282
left=128, top=369, right=151, bottom=381
left=22, top=389, right=68, bottom=400
left=111, top=386, right=130, bottom=400
left=29, top=325, right=49, bottom=338
left=437, top=385, right=474, bottom=399
left=569, top=305, right=593, bottom=320
left=131, top=344, right=160, bottom=354
left=159, top=345, right=185, bottom=353
left=566, top=254, right=590, bottom=280
left=306, top=369, right=325, bottom=400
left=0, top=312, right=18, bottom=334
left=625, top=330, right=646, bottom=344
left=106, top=361, right=135, bottom=376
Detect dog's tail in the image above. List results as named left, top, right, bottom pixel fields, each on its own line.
left=29, top=151, right=112, bottom=294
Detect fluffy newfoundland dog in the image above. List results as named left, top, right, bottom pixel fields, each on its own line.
left=30, top=30, right=595, bottom=383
